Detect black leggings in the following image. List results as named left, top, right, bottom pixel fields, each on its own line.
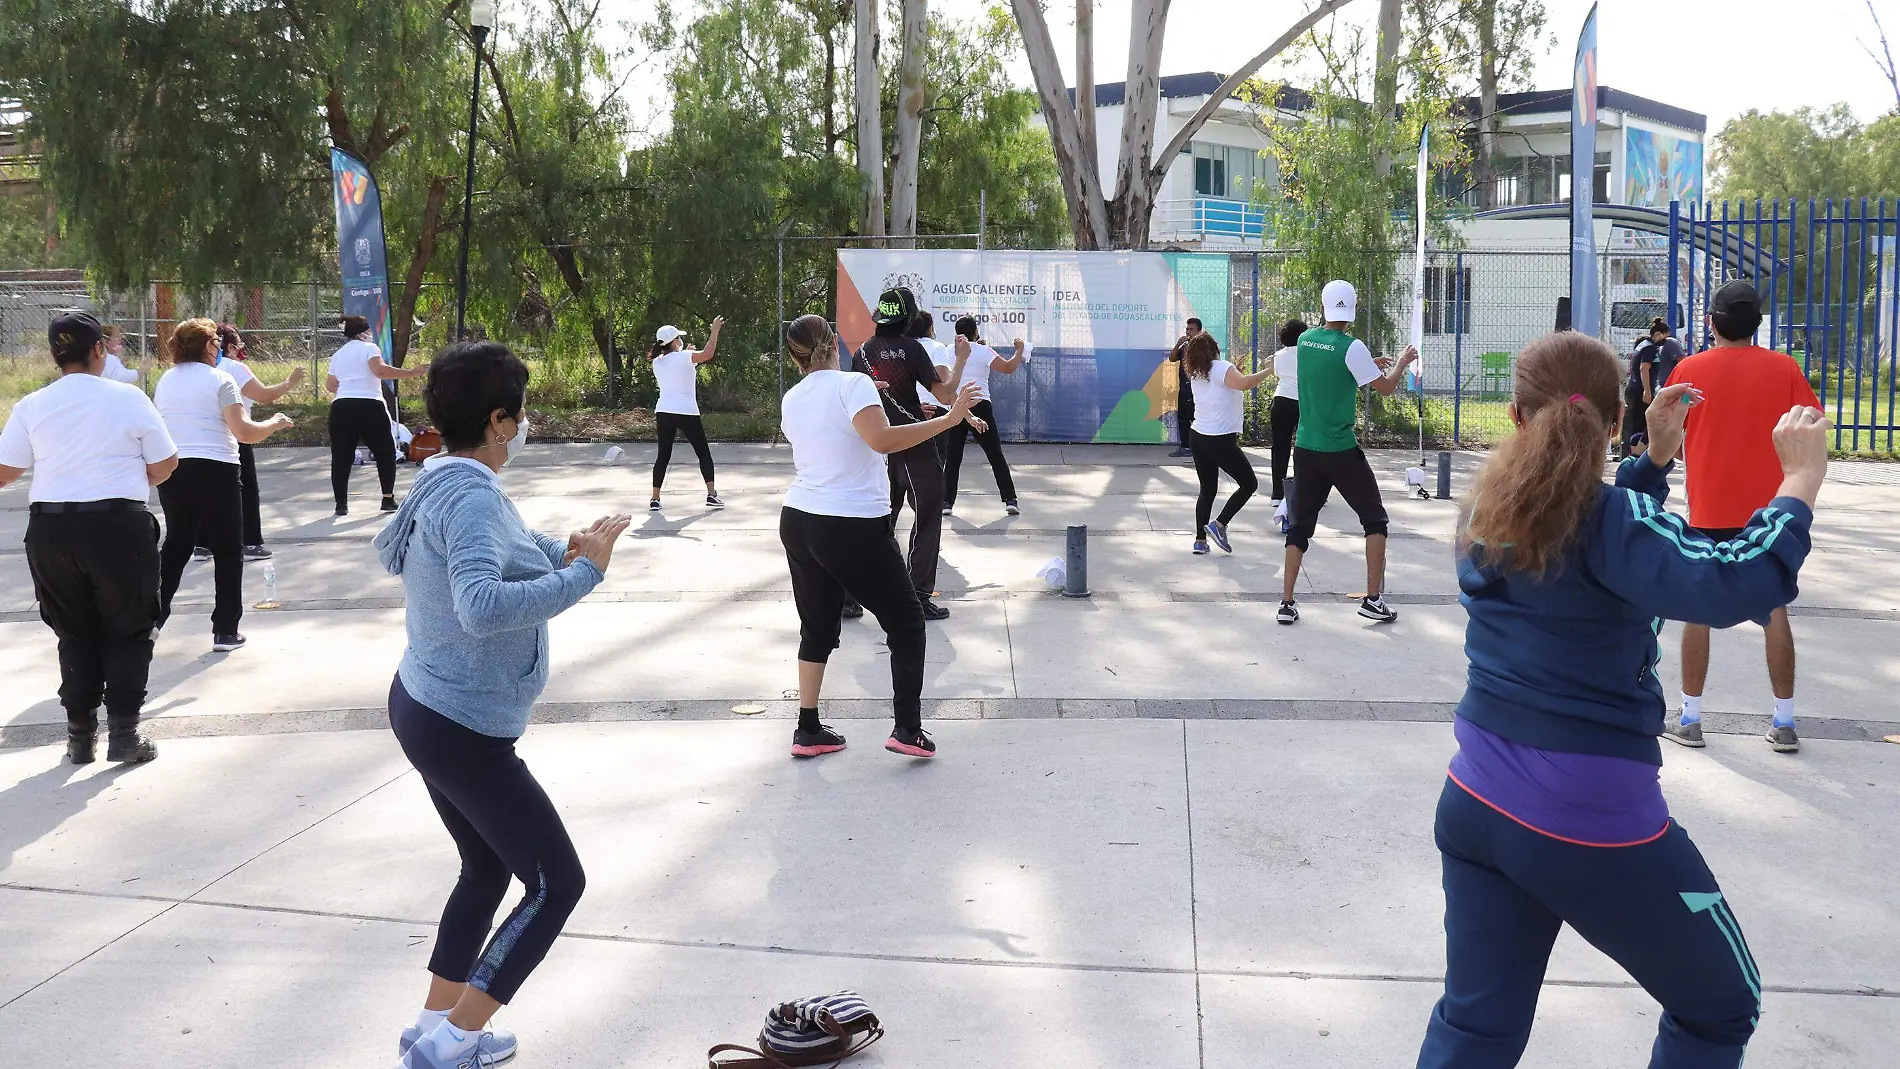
left=654, top=412, right=715, bottom=489
left=888, top=450, right=945, bottom=597
left=943, top=399, right=1017, bottom=508
left=389, top=675, right=585, bottom=1006
left=1622, top=380, right=1649, bottom=454
left=1285, top=445, right=1389, bottom=552
left=329, top=397, right=396, bottom=510
left=157, top=458, right=244, bottom=635
left=195, top=442, right=262, bottom=550
left=1269, top=396, right=1299, bottom=501
left=779, top=507, right=927, bottom=731
left=1191, top=430, right=1258, bottom=532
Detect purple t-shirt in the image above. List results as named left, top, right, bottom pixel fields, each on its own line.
left=1447, top=717, right=1669, bottom=847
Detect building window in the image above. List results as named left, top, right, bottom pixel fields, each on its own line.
left=1424, top=264, right=1473, bottom=335
left=1188, top=142, right=1265, bottom=200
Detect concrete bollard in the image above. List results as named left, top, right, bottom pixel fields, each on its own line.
left=1062, top=524, right=1092, bottom=598
left=1435, top=451, right=1453, bottom=500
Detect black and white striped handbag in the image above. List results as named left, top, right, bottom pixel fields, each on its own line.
left=707, top=991, right=884, bottom=1069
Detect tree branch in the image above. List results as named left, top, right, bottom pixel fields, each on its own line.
left=1149, top=0, right=1357, bottom=190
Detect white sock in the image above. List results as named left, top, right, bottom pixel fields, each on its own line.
left=414, top=1007, right=449, bottom=1034
left=1680, top=694, right=1702, bottom=724
left=1773, top=697, right=1795, bottom=728
left=427, top=1020, right=475, bottom=1057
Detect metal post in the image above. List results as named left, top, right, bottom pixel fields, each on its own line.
left=1250, top=252, right=1260, bottom=441
left=1435, top=450, right=1452, bottom=500
left=308, top=278, right=320, bottom=402
left=774, top=237, right=785, bottom=445
left=1062, top=524, right=1091, bottom=598
left=1666, top=200, right=1680, bottom=334
left=1853, top=197, right=1870, bottom=450
left=454, top=26, right=490, bottom=341
left=977, top=189, right=986, bottom=252
left=1452, top=250, right=1464, bottom=443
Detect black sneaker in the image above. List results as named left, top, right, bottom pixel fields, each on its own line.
left=1358, top=595, right=1398, bottom=623
left=791, top=723, right=847, bottom=757
left=841, top=601, right=864, bottom=620
left=1004, top=501, right=1020, bottom=516
left=885, top=726, right=937, bottom=758
left=941, top=505, right=952, bottom=517
left=243, top=545, right=272, bottom=561
left=334, top=506, right=349, bottom=518
left=706, top=494, right=725, bottom=509
left=920, top=598, right=950, bottom=621
left=212, top=633, right=247, bottom=652
left=106, top=734, right=158, bottom=764
left=192, top=547, right=212, bottom=562
left=1168, top=447, right=1193, bottom=458
left=649, top=499, right=662, bottom=512
left=380, top=496, right=399, bottom=513
left=67, top=733, right=95, bottom=765
left=1277, top=600, right=1300, bottom=625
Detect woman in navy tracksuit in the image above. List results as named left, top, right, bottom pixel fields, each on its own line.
left=1416, top=331, right=1831, bottom=1069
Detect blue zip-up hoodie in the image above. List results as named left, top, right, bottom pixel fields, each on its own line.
left=373, top=456, right=604, bottom=738
left=1458, top=452, right=1811, bottom=765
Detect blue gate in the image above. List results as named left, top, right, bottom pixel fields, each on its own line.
left=1677, top=199, right=1900, bottom=451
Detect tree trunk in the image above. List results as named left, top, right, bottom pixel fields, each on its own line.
left=1373, top=0, right=1402, bottom=177
left=823, top=10, right=840, bottom=154
left=1111, top=0, right=1169, bottom=248
left=1474, top=0, right=1500, bottom=209
left=390, top=176, right=449, bottom=367
left=1076, top=0, right=1097, bottom=170
left=854, top=0, right=886, bottom=238
left=546, top=243, right=620, bottom=403
left=1010, top=0, right=1110, bottom=249
left=889, top=0, right=927, bottom=247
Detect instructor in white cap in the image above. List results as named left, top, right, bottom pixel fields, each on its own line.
left=0, top=312, right=179, bottom=764
left=647, top=318, right=724, bottom=511
left=1276, top=280, right=1416, bottom=627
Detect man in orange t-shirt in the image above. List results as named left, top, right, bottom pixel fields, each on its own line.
left=1661, top=280, right=1821, bottom=755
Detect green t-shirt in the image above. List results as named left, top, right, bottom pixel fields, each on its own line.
left=1293, top=326, right=1382, bottom=452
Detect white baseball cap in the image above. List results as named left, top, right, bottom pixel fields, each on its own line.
left=1321, top=280, right=1357, bottom=321
left=655, top=324, right=682, bottom=345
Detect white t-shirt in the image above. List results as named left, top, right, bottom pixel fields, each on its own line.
left=0, top=373, right=176, bottom=503
left=1271, top=345, right=1298, bottom=401
left=102, top=353, right=141, bottom=384
left=217, top=355, right=259, bottom=416
left=327, top=339, right=384, bottom=401
left=652, top=348, right=701, bottom=416
left=1343, top=339, right=1382, bottom=386
left=957, top=342, right=1002, bottom=402
left=913, top=337, right=950, bottom=410
left=1189, top=359, right=1245, bottom=437
left=155, top=361, right=243, bottom=464
left=782, top=369, right=891, bottom=518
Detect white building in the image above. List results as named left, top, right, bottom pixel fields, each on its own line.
left=1064, top=74, right=1708, bottom=252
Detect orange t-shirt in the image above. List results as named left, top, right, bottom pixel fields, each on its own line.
left=1666, top=345, right=1820, bottom=530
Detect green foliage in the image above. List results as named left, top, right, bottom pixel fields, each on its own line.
left=0, top=192, right=67, bottom=267
left=1712, top=105, right=1900, bottom=201
left=1258, top=20, right=1466, bottom=352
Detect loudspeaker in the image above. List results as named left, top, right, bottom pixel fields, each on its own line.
left=1555, top=296, right=1572, bottom=332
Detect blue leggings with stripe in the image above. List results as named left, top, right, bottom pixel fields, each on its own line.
left=1417, top=780, right=1759, bottom=1069
left=391, top=675, right=585, bottom=1004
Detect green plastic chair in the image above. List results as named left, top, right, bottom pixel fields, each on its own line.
left=1480, top=351, right=1513, bottom=398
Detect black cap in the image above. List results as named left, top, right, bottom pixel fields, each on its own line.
left=1711, top=280, right=1761, bottom=320
left=872, top=287, right=917, bottom=328
left=49, top=310, right=103, bottom=361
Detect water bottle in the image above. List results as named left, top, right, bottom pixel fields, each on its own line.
left=257, top=561, right=279, bottom=610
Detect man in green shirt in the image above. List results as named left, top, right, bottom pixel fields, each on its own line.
left=1278, top=280, right=1417, bottom=626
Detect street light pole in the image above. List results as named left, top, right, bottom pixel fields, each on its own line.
left=454, top=0, right=496, bottom=342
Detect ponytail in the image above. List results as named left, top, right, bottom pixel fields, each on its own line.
left=785, top=314, right=834, bottom=371
left=647, top=340, right=668, bottom=361
left=1461, top=332, right=1622, bottom=576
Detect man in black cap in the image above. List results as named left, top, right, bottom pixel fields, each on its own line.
left=852, top=286, right=970, bottom=620
left=0, top=311, right=179, bottom=764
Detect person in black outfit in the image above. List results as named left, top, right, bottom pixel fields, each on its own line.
left=942, top=316, right=1025, bottom=516
left=853, top=287, right=970, bottom=621
left=1622, top=317, right=1684, bottom=456
left=0, top=312, right=180, bottom=764
left=1168, top=317, right=1204, bottom=457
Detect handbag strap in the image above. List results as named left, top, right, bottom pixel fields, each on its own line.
left=707, top=1043, right=792, bottom=1069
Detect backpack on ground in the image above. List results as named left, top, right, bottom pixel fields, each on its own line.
left=707, top=991, right=883, bottom=1069
left=407, top=427, right=444, bottom=463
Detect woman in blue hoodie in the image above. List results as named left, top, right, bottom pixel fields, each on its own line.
left=376, top=341, right=630, bottom=1069
left=1415, top=330, right=1831, bottom=1069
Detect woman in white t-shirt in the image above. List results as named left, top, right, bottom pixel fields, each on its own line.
left=943, top=315, right=1027, bottom=516
left=99, top=324, right=150, bottom=384
left=153, top=318, right=295, bottom=652
left=325, top=314, right=427, bottom=516
left=1268, top=317, right=1306, bottom=506
left=1185, top=332, right=1271, bottom=555
left=778, top=314, right=977, bottom=761
left=188, top=324, right=305, bottom=560
left=646, top=317, right=724, bottom=511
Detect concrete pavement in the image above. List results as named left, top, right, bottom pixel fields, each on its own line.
left=2, top=442, right=1897, bottom=1066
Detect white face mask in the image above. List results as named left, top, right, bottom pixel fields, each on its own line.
left=504, top=415, right=529, bottom=465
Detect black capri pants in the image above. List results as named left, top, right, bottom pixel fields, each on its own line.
left=329, top=397, right=397, bottom=509
left=1268, top=396, right=1299, bottom=501
left=1190, top=430, right=1258, bottom=533
left=1285, top=446, right=1389, bottom=552
left=390, top=675, right=585, bottom=1006
left=654, top=412, right=715, bottom=488
left=780, top=506, right=927, bottom=732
